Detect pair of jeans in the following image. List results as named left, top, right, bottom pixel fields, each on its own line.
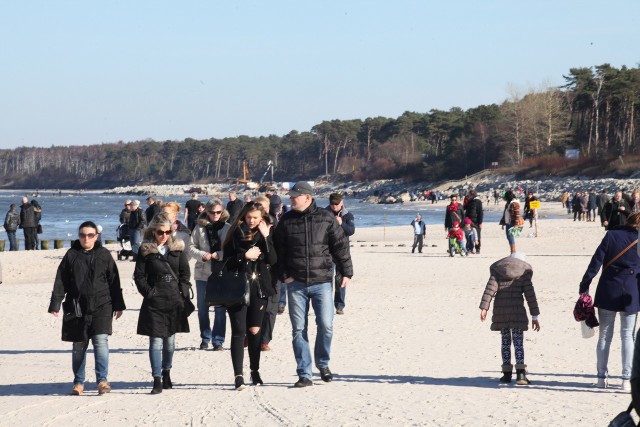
left=412, top=235, right=424, bottom=253
left=334, top=267, right=346, bottom=310
left=130, top=229, right=143, bottom=259
left=279, top=283, right=287, bottom=307
left=287, top=280, right=334, bottom=379
left=149, top=335, right=175, bottom=378
left=6, top=231, right=17, bottom=251
left=195, top=280, right=226, bottom=346
left=72, top=334, right=109, bottom=385
left=597, top=308, right=637, bottom=380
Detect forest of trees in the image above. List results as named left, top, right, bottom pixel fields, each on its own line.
left=1, top=63, right=639, bottom=189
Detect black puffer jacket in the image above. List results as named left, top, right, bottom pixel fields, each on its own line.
left=224, top=223, right=278, bottom=297
left=464, top=197, right=484, bottom=225
left=134, top=237, right=191, bottom=337
left=48, top=241, right=125, bottom=342
left=20, top=202, right=37, bottom=228
left=273, top=200, right=353, bottom=285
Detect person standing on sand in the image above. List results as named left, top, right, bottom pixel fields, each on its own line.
left=596, top=190, right=608, bottom=225
left=479, top=252, right=540, bottom=385
left=119, top=200, right=132, bottom=224
left=3, top=203, right=20, bottom=251
left=602, top=191, right=630, bottom=230
left=183, top=193, right=200, bottom=232
left=226, top=191, right=245, bottom=225
left=19, top=196, right=37, bottom=250
left=48, top=221, right=125, bottom=396
left=579, top=211, right=640, bottom=391
left=410, top=213, right=426, bottom=254
left=128, top=200, right=146, bottom=261
left=444, top=194, right=464, bottom=231
left=587, top=189, right=598, bottom=222
left=326, top=193, right=355, bottom=315
left=273, top=181, right=353, bottom=387
left=500, top=190, right=523, bottom=254
left=464, top=189, right=484, bottom=254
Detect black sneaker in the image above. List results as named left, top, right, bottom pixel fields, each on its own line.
left=212, top=344, right=223, bottom=351
left=294, top=377, right=313, bottom=388
left=251, top=371, right=264, bottom=385
left=234, top=376, right=246, bottom=390
left=199, top=342, right=209, bottom=350
left=319, top=367, right=333, bottom=382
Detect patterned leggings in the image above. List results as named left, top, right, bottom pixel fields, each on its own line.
left=501, top=328, right=524, bottom=365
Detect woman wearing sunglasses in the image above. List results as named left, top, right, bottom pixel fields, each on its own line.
left=134, top=213, right=192, bottom=394
left=48, top=221, right=126, bottom=396
left=161, top=201, right=191, bottom=249
left=189, top=199, right=231, bottom=351
left=223, top=202, right=277, bottom=389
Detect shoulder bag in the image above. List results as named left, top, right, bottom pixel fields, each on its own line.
left=162, top=257, right=195, bottom=317
left=604, top=239, right=638, bottom=270
left=206, top=258, right=250, bottom=307
left=608, top=403, right=635, bottom=427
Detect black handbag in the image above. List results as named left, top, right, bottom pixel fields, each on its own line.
left=608, top=403, right=635, bottom=427
left=161, top=258, right=195, bottom=318
left=206, top=259, right=250, bottom=307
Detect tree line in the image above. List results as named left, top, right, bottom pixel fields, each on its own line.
left=1, top=63, right=638, bottom=189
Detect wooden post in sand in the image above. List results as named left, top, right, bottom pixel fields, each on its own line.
left=383, top=214, right=387, bottom=241
left=54, top=240, right=64, bottom=249
left=41, top=240, right=50, bottom=250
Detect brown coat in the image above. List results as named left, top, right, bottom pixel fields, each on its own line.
left=479, top=256, right=540, bottom=331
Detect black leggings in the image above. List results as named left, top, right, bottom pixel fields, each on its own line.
left=227, top=284, right=267, bottom=376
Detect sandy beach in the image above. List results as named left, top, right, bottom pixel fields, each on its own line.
left=0, top=201, right=635, bottom=426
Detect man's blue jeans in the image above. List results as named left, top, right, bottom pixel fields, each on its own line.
left=279, top=283, right=287, bottom=307
left=6, top=231, right=17, bottom=251
left=72, top=334, right=109, bottom=385
left=597, top=308, right=637, bottom=380
left=149, top=335, right=175, bottom=378
left=287, top=280, right=334, bottom=379
left=130, top=229, right=142, bottom=259
left=195, top=280, right=226, bottom=346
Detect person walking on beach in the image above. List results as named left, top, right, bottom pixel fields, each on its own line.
left=226, top=191, right=245, bottom=225
left=162, top=201, right=191, bottom=249
left=444, top=194, right=464, bottom=231
left=134, top=213, right=193, bottom=394
left=479, top=252, right=540, bottom=385
left=19, top=196, right=37, bottom=250
left=119, top=200, right=132, bottom=224
left=326, top=193, right=355, bottom=315
left=273, top=181, right=353, bottom=387
left=587, top=189, right=598, bottom=222
left=602, top=191, right=631, bottom=230
left=31, top=199, right=42, bottom=250
left=596, top=190, right=609, bottom=225
left=523, top=191, right=538, bottom=228
left=223, top=202, right=277, bottom=389
left=3, top=203, right=20, bottom=251
left=189, top=199, right=230, bottom=351
left=500, top=190, right=524, bottom=254
left=128, top=200, right=146, bottom=261
left=48, top=221, right=126, bottom=396
left=578, top=211, right=640, bottom=391
left=183, top=193, right=200, bottom=232
left=464, top=189, right=484, bottom=254
left=145, top=196, right=161, bottom=224
left=410, top=213, right=426, bottom=254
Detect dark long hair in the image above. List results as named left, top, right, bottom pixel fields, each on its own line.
left=222, top=201, right=270, bottom=249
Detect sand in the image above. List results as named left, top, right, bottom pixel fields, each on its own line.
left=0, top=201, right=635, bottom=426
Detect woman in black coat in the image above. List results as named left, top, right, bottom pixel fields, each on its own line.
left=134, top=213, right=192, bottom=394
left=48, top=221, right=125, bottom=396
left=579, top=211, right=640, bottom=391
left=223, top=202, right=277, bottom=389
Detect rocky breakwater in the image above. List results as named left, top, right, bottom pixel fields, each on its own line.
left=105, top=183, right=230, bottom=198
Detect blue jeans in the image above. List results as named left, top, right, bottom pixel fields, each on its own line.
left=287, top=280, right=334, bottom=379
left=597, top=308, right=637, bottom=380
left=149, top=335, right=175, bottom=378
left=130, top=229, right=143, bottom=259
left=279, top=283, right=287, bottom=307
left=333, top=266, right=346, bottom=310
left=195, top=280, right=226, bottom=346
left=72, top=334, right=109, bottom=385
left=6, top=231, right=17, bottom=251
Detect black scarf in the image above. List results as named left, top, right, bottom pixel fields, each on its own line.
left=205, top=220, right=225, bottom=253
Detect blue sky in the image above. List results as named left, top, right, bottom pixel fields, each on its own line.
left=1, top=1, right=638, bottom=149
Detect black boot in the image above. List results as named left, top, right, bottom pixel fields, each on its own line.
left=235, top=375, right=245, bottom=390
left=151, top=376, right=163, bottom=394
left=162, top=370, right=172, bottom=389
left=515, top=365, right=530, bottom=385
left=500, top=364, right=513, bottom=383
left=251, top=371, right=263, bottom=386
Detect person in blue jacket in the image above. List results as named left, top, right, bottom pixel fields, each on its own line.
left=579, top=211, right=640, bottom=391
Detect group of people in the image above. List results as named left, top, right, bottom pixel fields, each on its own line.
left=3, top=197, right=43, bottom=251
left=561, top=189, right=640, bottom=229
left=48, top=182, right=354, bottom=395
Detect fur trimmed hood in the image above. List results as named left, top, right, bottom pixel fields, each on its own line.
left=197, top=209, right=230, bottom=227
left=140, top=236, right=185, bottom=257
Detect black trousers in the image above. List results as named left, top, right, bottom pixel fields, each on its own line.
left=23, top=227, right=37, bottom=250
left=261, top=282, right=280, bottom=345
left=227, top=285, right=267, bottom=376
left=412, top=235, right=424, bottom=253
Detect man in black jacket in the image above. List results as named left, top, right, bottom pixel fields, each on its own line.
left=226, top=191, right=244, bottom=225
left=273, top=182, right=353, bottom=388
left=145, top=196, right=161, bottom=224
left=464, top=189, right=484, bottom=254
left=19, top=196, right=37, bottom=250
left=326, top=193, right=355, bottom=315
left=128, top=200, right=146, bottom=261
left=4, top=203, right=20, bottom=251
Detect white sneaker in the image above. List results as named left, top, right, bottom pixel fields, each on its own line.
left=622, top=379, right=631, bottom=392
left=596, top=377, right=608, bottom=388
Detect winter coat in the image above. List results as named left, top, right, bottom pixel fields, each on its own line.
left=464, top=197, right=484, bottom=225
left=273, top=200, right=353, bottom=285
left=19, top=202, right=37, bottom=228
left=579, top=226, right=640, bottom=313
left=48, top=241, right=126, bottom=342
left=444, top=202, right=464, bottom=229
left=172, top=220, right=191, bottom=251
left=119, top=208, right=131, bottom=224
left=588, top=193, right=598, bottom=210
left=129, top=207, right=147, bottom=230
left=479, top=256, right=539, bottom=331
left=602, top=199, right=631, bottom=229
left=145, top=203, right=161, bottom=223
left=3, top=208, right=20, bottom=232
left=523, top=196, right=538, bottom=220
left=226, top=199, right=245, bottom=224
left=411, top=219, right=426, bottom=236
left=189, top=211, right=231, bottom=282
left=325, top=205, right=356, bottom=241
left=224, top=223, right=278, bottom=298
left=134, top=237, right=191, bottom=337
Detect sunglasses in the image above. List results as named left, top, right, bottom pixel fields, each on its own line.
left=155, top=229, right=172, bottom=236
left=78, top=233, right=97, bottom=239
left=207, top=210, right=222, bottom=215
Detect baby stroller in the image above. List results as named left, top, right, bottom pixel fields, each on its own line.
left=448, top=237, right=466, bottom=257
left=116, top=223, right=134, bottom=260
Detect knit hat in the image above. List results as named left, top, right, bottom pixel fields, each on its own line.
left=463, top=217, right=473, bottom=225
left=452, top=221, right=460, bottom=227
